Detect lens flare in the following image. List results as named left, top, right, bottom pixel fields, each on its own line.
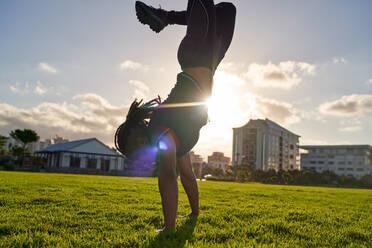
left=128, top=146, right=158, bottom=177
left=156, top=101, right=208, bottom=109
left=158, top=140, right=168, bottom=151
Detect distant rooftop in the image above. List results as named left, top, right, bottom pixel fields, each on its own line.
left=301, top=145, right=371, bottom=150
left=38, top=138, right=95, bottom=152
left=234, top=118, right=300, bottom=137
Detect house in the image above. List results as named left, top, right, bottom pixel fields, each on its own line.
left=35, top=138, right=126, bottom=174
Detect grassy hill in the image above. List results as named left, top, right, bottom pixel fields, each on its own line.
left=0, top=171, right=371, bottom=247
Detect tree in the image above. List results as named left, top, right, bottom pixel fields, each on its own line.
left=11, top=146, right=25, bottom=158
left=0, top=135, right=8, bottom=155
left=10, top=129, right=40, bottom=150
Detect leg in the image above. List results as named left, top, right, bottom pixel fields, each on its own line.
left=178, top=152, right=199, bottom=216
left=169, top=2, right=236, bottom=72
left=167, top=11, right=188, bottom=25
left=135, top=1, right=212, bottom=30
left=135, top=0, right=236, bottom=72
left=177, top=0, right=217, bottom=95
left=214, top=2, right=236, bottom=70
left=157, top=135, right=178, bottom=230
left=178, top=0, right=216, bottom=71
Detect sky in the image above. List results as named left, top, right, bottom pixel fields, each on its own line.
left=1, top=0, right=372, bottom=159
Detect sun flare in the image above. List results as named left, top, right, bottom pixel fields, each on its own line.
left=206, top=71, right=255, bottom=129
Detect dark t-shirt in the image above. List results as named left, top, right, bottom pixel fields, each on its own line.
left=148, top=72, right=208, bottom=157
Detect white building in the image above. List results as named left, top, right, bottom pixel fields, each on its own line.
left=35, top=138, right=126, bottom=172
left=189, top=151, right=204, bottom=176
left=300, top=145, right=372, bottom=178
left=208, top=152, right=230, bottom=170
left=190, top=151, right=204, bottom=166
left=233, top=119, right=300, bottom=171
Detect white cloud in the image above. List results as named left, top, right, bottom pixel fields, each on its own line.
left=300, top=138, right=353, bottom=146
left=243, top=61, right=316, bottom=89
left=129, top=80, right=149, bottom=100
left=332, top=57, right=348, bottom=64
left=9, top=82, right=30, bottom=95
left=319, top=94, right=372, bottom=116
left=34, top=82, right=47, bottom=96
left=119, top=59, right=166, bottom=72
left=120, top=60, right=147, bottom=71
left=39, top=62, right=58, bottom=74
left=339, top=126, right=362, bottom=132
left=129, top=80, right=149, bottom=92
left=254, top=97, right=302, bottom=126
left=218, top=61, right=246, bottom=74
left=300, top=139, right=330, bottom=146
left=10, top=81, right=51, bottom=96
left=72, top=93, right=127, bottom=121
left=338, top=119, right=362, bottom=133
left=0, top=94, right=129, bottom=146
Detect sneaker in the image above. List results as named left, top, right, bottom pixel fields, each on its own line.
left=135, top=1, right=168, bottom=33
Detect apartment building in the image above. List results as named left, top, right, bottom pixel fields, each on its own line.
left=232, top=119, right=300, bottom=171
left=208, top=152, right=230, bottom=170
left=189, top=151, right=204, bottom=176
left=300, top=145, right=372, bottom=178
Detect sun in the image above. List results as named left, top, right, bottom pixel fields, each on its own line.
left=207, top=71, right=249, bottom=126
left=194, top=71, right=258, bottom=156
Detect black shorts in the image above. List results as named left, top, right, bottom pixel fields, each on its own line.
left=148, top=72, right=208, bottom=157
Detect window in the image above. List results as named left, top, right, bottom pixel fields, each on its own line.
left=348, top=161, right=352, bottom=165
left=338, top=161, right=345, bottom=165
left=347, top=168, right=354, bottom=171
left=318, top=161, right=324, bottom=164
left=357, top=168, right=364, bottom=171
left=338, top=168, right=345, bottom=171
left=87, top=158, right=97, bottom=169
left=101, top=159, right=110, bottom=172
left=70, top=156, right=81, bottom=168
left=328, top=161, right=334, bottom=165
left=290, top=144, right=294, bottom=150
left=290, top=155, right=294, bottom=159
left=310, top=161, right=316, bottom=164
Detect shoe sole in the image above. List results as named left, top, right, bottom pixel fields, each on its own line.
left=135, top=1, right=165, bottom=33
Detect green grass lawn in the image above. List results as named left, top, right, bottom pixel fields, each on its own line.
left=0, top=171, right=371, bottom=248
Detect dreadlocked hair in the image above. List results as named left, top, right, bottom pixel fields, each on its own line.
left=115, top=96, right=161, bottom=157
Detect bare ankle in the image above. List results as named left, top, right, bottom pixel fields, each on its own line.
left=191, top=212, right=199, bottom=217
